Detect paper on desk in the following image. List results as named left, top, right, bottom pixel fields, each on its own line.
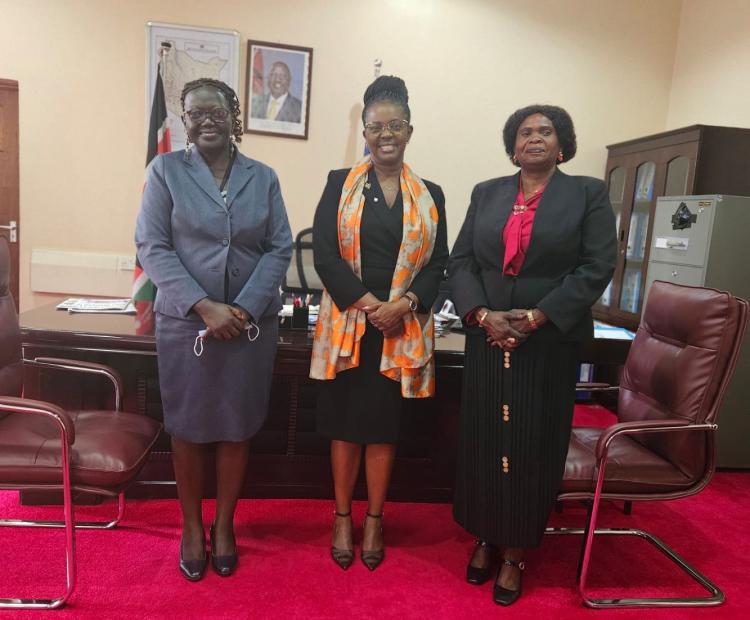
left=280, top=304, right=319, bottom=317
left=435, top=299, right=460, bottom=328
left=594, top=321, right=635, bottom=340
left=56, top=298, right=136, bottom=314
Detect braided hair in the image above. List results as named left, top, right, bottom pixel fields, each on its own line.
left=362, top=75, right=410, bottom=123
left=181, top=78, right=243, bottom=143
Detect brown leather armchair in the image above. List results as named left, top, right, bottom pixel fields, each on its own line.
left=0, top=238, right=162, bottom=610
left=553, top=280, right=748, bottom=608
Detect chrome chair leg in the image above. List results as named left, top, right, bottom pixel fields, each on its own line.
left=546, top=524, right=725, bottom=607
left=0, top=413, right=76, bottom=609
left=0, top=490, right=126, bottom=530
left=548, top=457, right=724, bottom=608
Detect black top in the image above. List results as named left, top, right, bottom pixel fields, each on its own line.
left=313, top=168, right=449, bottom=312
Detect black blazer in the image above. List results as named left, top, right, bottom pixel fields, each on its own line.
left=313, top=168, right=449, bottom=312
left=448, top=169, right=616, bottom=342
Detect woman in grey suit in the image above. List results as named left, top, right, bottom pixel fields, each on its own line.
left=135, top=78, right=292, bottom=581
left=448, top=105, right=616, bottom=605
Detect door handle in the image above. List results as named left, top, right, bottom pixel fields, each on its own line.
left=0, top=220, right=17, bottom=243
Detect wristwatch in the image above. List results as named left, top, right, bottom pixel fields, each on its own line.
left=403, top=293, right=418, bottom=312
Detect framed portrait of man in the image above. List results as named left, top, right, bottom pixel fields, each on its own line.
left=245, top=40, right=313, bottom=139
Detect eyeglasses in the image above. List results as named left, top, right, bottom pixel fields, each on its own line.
left=184, top=108, right=230, bottom=123
left=364, top=119, right=410, bottom=135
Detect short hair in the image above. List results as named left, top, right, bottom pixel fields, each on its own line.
left=269, top=61, right=291, bottom=80
left=362, top=75, right=410, bottom=124
left=502, top=104, right=576, bottom=165
left=180, top=78, right=243, bottom=143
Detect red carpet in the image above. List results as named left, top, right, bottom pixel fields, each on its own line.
left=2, top=405, right=748, bottom=619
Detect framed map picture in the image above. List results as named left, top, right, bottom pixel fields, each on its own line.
left=245, top=40, right=313, bottom=140
left=146, top=22, right=240, bottom=152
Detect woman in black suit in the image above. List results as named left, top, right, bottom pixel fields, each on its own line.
left=448, top=105, right=616, bottom=605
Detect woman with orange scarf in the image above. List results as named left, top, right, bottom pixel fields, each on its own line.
left=310, top=76, right=448, bottom=571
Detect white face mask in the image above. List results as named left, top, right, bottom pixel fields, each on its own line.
left=193, top=321, right=260, bottom=357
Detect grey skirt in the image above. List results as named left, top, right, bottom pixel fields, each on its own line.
left=155, top=312, right=278, bottom=443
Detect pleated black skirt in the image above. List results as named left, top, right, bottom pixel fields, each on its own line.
left=453, top=333, right=579, bottom=548
left=316, top=321, right=403, bottom=444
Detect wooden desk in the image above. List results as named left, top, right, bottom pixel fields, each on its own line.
left=20, top=304, right=630, bottom=502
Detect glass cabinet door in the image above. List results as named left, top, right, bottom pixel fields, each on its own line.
left=665, top=156, right=690, bottom=196
left=619, top=161, right=655, bottom=314
left=599, top=166, right=626, bottom=306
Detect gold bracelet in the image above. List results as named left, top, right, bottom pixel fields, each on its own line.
left=478, top=310, right=489, bottom=326
left=526, top=309, right=538, bottom=330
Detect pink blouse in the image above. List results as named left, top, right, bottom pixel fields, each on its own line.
left=502, top=183, right=545, bottom=275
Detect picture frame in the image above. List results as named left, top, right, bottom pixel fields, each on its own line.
left=245, top=40, right=313, bottom=140
left=146, top=22, right=240, bottom=152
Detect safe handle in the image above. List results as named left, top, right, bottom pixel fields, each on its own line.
left=0, top=220, right=17, bottom=243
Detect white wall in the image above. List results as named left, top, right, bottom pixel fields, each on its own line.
left=0, top=0, right=685, bottom=309
left=667, top=0, right=750, bottom=128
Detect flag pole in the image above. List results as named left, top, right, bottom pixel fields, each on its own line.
left=159, top=41, right=171, bottom=83
left=135, top=40, right=173, bottom=334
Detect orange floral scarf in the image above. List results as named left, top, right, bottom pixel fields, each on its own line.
left=310, top=157, right=439, bottom=398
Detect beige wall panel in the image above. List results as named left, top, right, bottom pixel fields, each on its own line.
left=667, top=0, right=750, bottom=129
left=0, top=0, right=681, bottom=310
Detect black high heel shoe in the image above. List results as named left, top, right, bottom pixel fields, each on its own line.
left=331, top=510, right=354, bottom=570
left=179, top=535, right=207, bottom=582
left=361, top=512, right=384, bottom=571
left=493, top=558, right=525, bottom=606
left=466, top=539, right=496, bottom=585
left=210, top=523, right=238, bottom=576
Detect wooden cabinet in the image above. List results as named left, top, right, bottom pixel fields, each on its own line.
left=594, top=124, right=750, bottom=329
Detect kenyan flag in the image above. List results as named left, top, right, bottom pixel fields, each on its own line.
left=133, top=47, right=172, bottom=334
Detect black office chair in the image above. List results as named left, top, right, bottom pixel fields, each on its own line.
left=282, top=228, right=323, bottom=296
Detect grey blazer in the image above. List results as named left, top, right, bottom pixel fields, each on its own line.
left=448, top=169, right=617, bottom=342
left=135, top=147, right=293, bottom=322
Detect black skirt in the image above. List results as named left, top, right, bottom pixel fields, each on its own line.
left=316, top=321, right=402, bottom=444
left=453, top=333, right=579, bottom=548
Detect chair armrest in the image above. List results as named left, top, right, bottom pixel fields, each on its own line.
left=595, top=418, right=716, bottom=459
left=576, top=382, right=620, bottom=392
left=24, top=357, right=123, bottom=412
left=0, top=395, right=75, bottom=444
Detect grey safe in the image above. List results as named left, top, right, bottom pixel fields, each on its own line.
left=645, top=195, right=750, bottom=468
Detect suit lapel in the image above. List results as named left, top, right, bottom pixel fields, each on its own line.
left=225, top=153, right=256, bottom=211
left=489, top=172, right=520, bottom=262
left=183, top=147, right=227, bottom=211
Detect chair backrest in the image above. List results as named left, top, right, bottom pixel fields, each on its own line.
left=618, top=280, right=748, bottom=480
left=0, top=237, right=22, bottom=399
left=282, top=227, right=323, bottom=295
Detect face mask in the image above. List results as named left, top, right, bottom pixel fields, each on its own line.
left=193, top=321, right=260, bottom=357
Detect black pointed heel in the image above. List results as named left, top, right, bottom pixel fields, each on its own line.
left=493, top=558, right=525, bottom=606
left=179, top=536, right=207, bottom=582
left=361, top=512, right=384, bottom=571
left=466, top=539, right=496, bottom=585
left=209, top=523, right=238, bottom=576
left=331, top=510, right=354, bottom=570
